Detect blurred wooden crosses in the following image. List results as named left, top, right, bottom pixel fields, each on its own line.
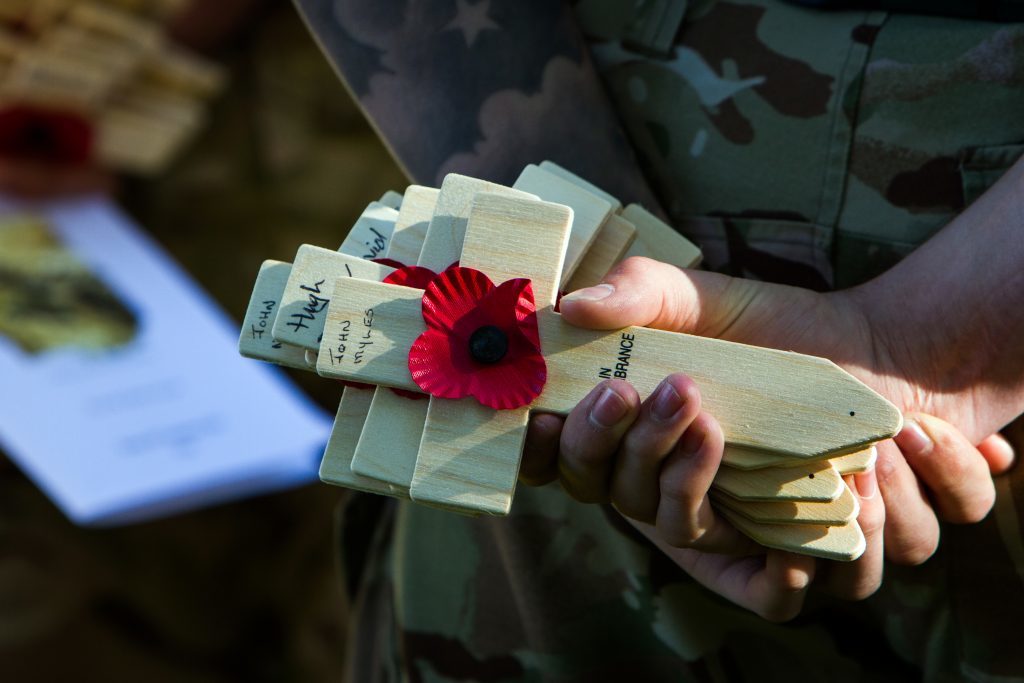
left=0, top=0, right=224, bottom=174
left=239, top=162, right=901, bottom=561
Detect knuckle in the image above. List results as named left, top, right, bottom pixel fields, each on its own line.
left=889, top=534, right=938, bottom=565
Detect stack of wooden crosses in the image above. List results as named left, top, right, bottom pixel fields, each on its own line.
left=0, top=0, right=224, bottom=174
left=239, top=162, right=902, bottom=562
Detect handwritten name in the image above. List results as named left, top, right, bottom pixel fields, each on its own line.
left=286, top=279, right=329, bottom=332
left=360, top=227, right=389, bottom=260
left=250, top=299, right=276, bottom=341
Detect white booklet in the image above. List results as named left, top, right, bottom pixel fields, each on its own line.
left=0, top=196, right=331, bottom=525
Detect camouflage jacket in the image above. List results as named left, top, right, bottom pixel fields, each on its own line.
left=343, top=2, right=1024, bottom=681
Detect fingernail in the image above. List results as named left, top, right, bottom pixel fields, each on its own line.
left=562, top=283, right=614, bottom=303
left=894, top=419, right=933, bottom=456
left=651, top=380, right=684, bottom=422
left=854, top=470, right=877, bottom=499
left=589, top=386, right=629, bottom=428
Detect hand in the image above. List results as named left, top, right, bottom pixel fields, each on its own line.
left=522, top=373, right=885, bottom=621
left=549, top=257, right=1014, bottom=563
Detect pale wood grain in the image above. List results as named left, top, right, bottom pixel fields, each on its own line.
left=351, top=386, right=429, bottom=488
left=722, top=442, right=872, bottom=470
left=378, top=190, right=403, bottom=210
left=832, top=446, right=877, bottom=475
left=315, top=278, right=903, bottom=459
left=513, top=164, right=611, bottom=284
left=565, top=213, right=636, bottom=291
left=417, top=174, right=536, bottom=272
left=407, top=194, right=573, bottom=511
left=388, top=186, right=438, bottom=266
left=623, top=204, right=702, bottom=269
left=718, top=508, right=865, bottom=561
left=535, top=313, right=903, bottom=457
left=712, top=482, right=859, bottom=525
left=237, top=260, right=309, bottom=370
left=539, top=160, right=623, bottom=212
left=713, top=459, right=842, bottom=502
left=409, top=399, right=528, bottom=515
left=337, top=201, right=397, bottom=260
left=319, top=387, right=407, bottom=497
left=272, top=245, right=394, bottom=351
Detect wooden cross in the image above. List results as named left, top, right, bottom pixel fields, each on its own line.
left=311, top=195, right=900, bottom=559
left=239, top=165, right=897, bottom=561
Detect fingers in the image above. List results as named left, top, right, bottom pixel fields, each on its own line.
left=895, top=413, right=996, bottom=523
left=654, top=412, right=755, bottom=553
left=977, top=432, right=1016, bottom=475
left=875, top=440, right=940, bottom=564
left=558, top=256, right=762, bottom=336
left=557, top=380, right=640, bottom=503
left=633, top=522, right=815, bottom=623
left=610, top=374, right=701, bottom=522
left=821, top=470, right=885, bottom=600
left=520, top=413, right=564, bottom=486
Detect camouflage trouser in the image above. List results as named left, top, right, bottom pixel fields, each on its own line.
left=344, top=3, right=1024, bottom=682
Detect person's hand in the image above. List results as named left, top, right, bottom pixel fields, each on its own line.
left=551, top=258, right=1012, bottom=560
left=521, top=372, right=886, bottom=621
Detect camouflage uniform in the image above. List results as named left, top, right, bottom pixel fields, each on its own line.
left=344, top=2, right=1024, bottom=681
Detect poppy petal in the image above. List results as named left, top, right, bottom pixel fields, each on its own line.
left=421, top=266, right=493, bottom=332
left=409, top=327, right=474, bottom=400
left=383, top=264, right=438, bottom=290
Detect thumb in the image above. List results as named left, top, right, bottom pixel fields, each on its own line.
left=558, top=256, right=759, bottom=336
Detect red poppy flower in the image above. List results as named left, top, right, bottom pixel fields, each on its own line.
left=0, top=104, right=94, bottom=165
left=408, top=266, right=546, bottom=410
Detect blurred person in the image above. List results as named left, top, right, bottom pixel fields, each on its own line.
left=0, top=2, right=405, bottom=680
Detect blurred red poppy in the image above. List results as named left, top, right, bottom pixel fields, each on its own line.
left=409, top=266, right=545, bottom=410
left=0, top=104, right=94, bottom=165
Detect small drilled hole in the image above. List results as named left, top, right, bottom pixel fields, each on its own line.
left=849, top=411, right=856, bottom=416
left=808, top=473, right=815, bottom=479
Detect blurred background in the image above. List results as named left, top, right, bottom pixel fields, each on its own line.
left=0, top=0, right=406, bottom=679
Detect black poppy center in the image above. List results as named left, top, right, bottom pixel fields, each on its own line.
left=23, top=121, right=56, bottom=153
left=468, top=325, right=508, bottom=364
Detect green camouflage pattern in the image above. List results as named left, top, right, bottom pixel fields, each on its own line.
left=343, top=2, right=1024, bottom=681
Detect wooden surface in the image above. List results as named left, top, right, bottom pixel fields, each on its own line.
left=337, top=201, right=397, bottom=260
left=713, top=484, right=859, bottom=525
left=272, top=245, right=394, bottom=351
left=352, top=178, right=476, bottom=495
left=713, top=460, right=842, bottom=502
left=351, top=390, right=428, bottom=487
left=623, top=203, right=703, bottom=269
left=832, top=447, right=877, bottom=475
left=417, top=175, right=535, bottom=272
left=378, top=189, right=403, bottom=210
left=408, top=194, right=573, bottom=511
left=565, top=213, right=636, bottom=291
left=410, top=399, right=528, bottom=515
left=237, top=260, right=309, bottom=370
left=513, top=164, right=610, bottom=284
left=718, top=507, right=866, bottom=562
left=319, top=387, right=407, bottom=497
left=387, top=186, right=437, bottom=266
left=314, top=277, right=902, bottom=458
left=540, top=160, right=623, bottom=212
